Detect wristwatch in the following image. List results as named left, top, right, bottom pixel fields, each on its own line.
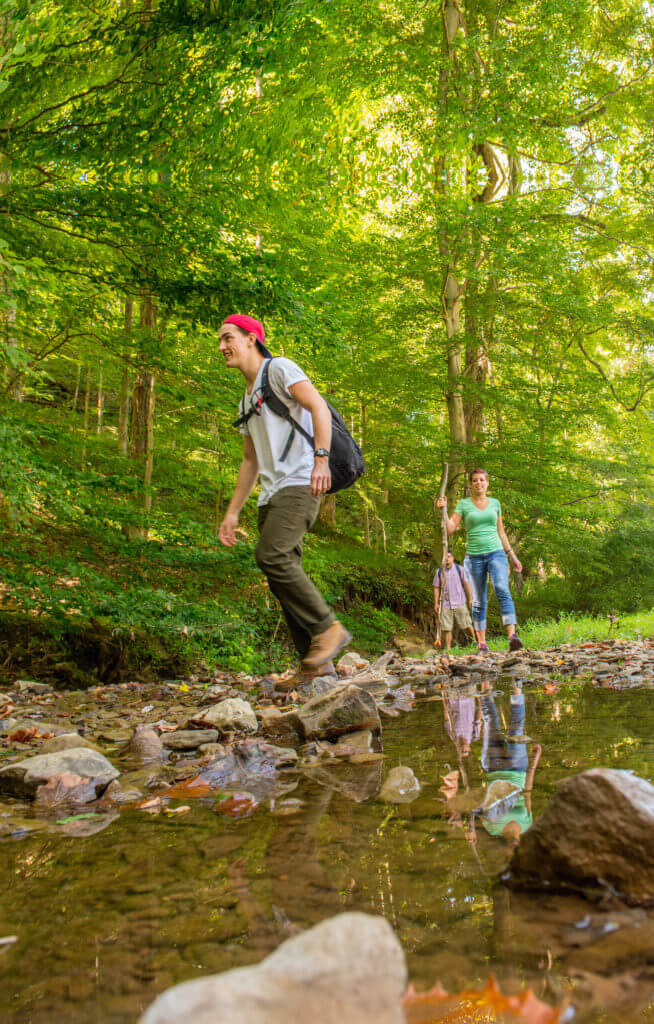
left=314, top=447, right=330, bottom=459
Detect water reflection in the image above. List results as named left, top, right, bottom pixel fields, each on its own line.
left=2, top=683, right=654, bottom=1023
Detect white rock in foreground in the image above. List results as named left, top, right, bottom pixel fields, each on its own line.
left=139, top=912, right=407, bottom=1024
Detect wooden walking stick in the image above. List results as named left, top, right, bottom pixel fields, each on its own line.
left=435, top=462, right=450, bottom=649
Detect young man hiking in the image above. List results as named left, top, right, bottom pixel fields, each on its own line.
left=434, top=552, right=476, bottom=650
left=218, top=314, right=352, bottom=685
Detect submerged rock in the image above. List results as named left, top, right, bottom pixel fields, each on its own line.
left=138, top=912, right=407, bottom=1024
left=508, top=768, right=654, bottom=904
left=162, top=729, right=219, bottom=751
left=39, top=732, right=98, bottom=754
left=378, top=766, right=421, bottom=804
left=165, top=739, right=295, bottom=801
left=128, top=725, right=165, bottom=762
left=198, top=698, right=258, bottom=734
left=0, top=748, right=119, bottom=799
left=296, top=685, right=381, bottom=741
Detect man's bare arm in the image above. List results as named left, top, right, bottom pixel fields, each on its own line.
left=219, top=436, right=259, bottom=546
left=289, top=379, right=332, bottom=496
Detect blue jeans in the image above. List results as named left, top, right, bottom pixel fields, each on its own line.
left=463, top=549, right=517, bottom=631
left=481, top=694, right=529, bottom=773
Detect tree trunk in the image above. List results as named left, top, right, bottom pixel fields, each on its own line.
left=320, top=494, right=336, bottom=526
left=442, top=267, right=467, bottom=501
left=143, top=371, right=156, bottom=517
left=71, top=363, right=81, bottom=412
left=129, top=293, right=157, bottom=457
left=212, top=417, right=224, bottom=534
left=118, top=297, right=132, bottom=455
left=81, top=364, right=91, bottom=467
left=360, top=400, right=371, bottom=548
left=96, top=361, right=104, bottom=434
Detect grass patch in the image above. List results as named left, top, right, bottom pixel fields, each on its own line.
left=441, top=609, right=654, bottom=657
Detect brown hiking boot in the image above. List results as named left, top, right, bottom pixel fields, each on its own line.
left=301, top=621, right=353, bottom=671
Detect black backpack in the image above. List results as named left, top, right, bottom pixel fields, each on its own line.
left=233, top=358, right=365, bottom=494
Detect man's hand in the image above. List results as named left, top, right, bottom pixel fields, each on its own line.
left=311, top=457, right=331, bottom=497
left=219, top=511, right=239, bottom=547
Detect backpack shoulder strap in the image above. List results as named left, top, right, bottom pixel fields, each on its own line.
left=232, top=391, right=251, bottom=430
left=456, top=564, right=465, bottom=584
left=261, top=358, right=315, bottom=458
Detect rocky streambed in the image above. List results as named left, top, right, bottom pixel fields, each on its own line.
left=0, top=638, right=653, bottom=1022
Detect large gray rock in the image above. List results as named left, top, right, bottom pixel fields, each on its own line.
left=296, top=685, right=381, bottom=741
left=508, top=768, right=654, bottom=904
left=199, top=698, right=258, bottom=734
left=0, top=748, right=119, bottom=799
left=139, top=912, right=407, bottom=1024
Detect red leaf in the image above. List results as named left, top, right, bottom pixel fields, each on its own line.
left=402, top=976, right=566, bottom=1024
left=214, top=792, right=258, bottom=817
left=8, top=728, right=38, bottom=743
left=164, top=776, right=212, bottom=799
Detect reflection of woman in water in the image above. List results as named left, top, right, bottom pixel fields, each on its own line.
left=480, top=686, right=541, bottom=847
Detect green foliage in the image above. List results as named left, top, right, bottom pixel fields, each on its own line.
left=0, top=0, right=652, bottom=673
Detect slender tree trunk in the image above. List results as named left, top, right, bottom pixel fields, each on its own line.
left=118, top=297, right=132, bottom=455
left=212, top=418, right=224, bottom=533
left=360, top=401, right=371, bottom=548
left=96, top=361, right=104, bottom=434
left=71, top=363, right=81, bottom=412
left=129, top=293, right=157, bottom=458
left=143, top=371, right=156, bottom=516
left=320, top=494, right=336, bottom=526
left=81, top=364, right=91, bottom=467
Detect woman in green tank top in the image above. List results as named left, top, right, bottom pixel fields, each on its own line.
left=437, top=468, right=523, bottom=653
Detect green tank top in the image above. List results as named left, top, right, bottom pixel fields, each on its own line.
left=455, top=497, right=503, bottom=555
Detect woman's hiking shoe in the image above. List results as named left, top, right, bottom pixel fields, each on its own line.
left=509, top=634, right=524, bottom=652
left=302, top=621, right=352, bottom=670
left=477, top=642, right=490, bottom=654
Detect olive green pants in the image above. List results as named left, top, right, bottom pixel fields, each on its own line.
left=256, top=485, right=335, bottom=659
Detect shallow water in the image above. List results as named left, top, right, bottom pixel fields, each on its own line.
left=2, top=680, right=654, bottom=1023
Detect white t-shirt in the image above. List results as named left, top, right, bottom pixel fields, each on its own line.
left=238, top=357, right=315, bottom=505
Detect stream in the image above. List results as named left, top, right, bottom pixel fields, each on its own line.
left=1, top=653, right=653, bottom=1022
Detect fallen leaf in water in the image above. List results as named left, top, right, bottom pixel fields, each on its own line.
left=403, top=976, right=565, bottom=1023
left=164, top=804, right=190, bottom=815
left=163, top=776, right=212, bottom=799
left=56, top=812, right=103, bottom=825
left=135, top=796, right=163, bottom=814
left=0, top=703, right=16, bottom=716
left=178, top=682, right=190, bottom=693
left=214, top=792, right=258, bottom=817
